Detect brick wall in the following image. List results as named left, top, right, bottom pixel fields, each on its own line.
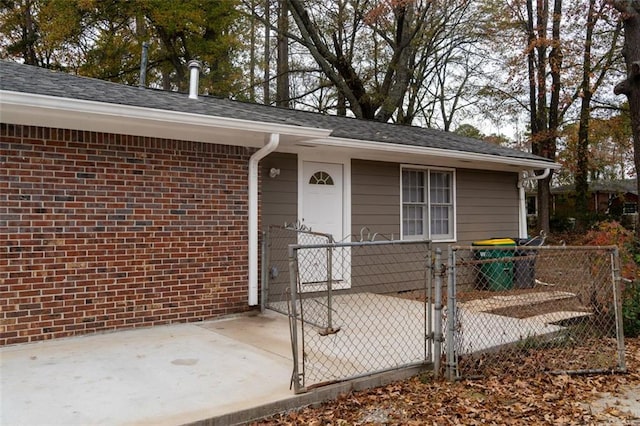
left=0, top=124, right=256, bottom=345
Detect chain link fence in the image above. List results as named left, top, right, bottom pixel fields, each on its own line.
left=445, top=245, right=626, bottom=379
left=287, top=238, right=433, bottom=392
left=265, top=228, right=626, bottom=390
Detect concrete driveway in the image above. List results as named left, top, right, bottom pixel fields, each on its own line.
left=1, top=311, right=296, bottom=425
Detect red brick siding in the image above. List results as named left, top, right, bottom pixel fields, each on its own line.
left=0, top=124, right=257, bottom=345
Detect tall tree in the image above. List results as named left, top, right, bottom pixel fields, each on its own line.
left=609, top=0, right=640, bottom=233
left=275, top=0, right=290, bottom=107
left=263, top=0, right=272, bottom=104
left=400, top=0, right=485, bottom=128
left=282, top=0, right=419, bottom=121
left=1, top=0, right=243, bottom=97
left=277, top=0, right=484, bottom=125
left=522, top=0, right=563, bottom=234
left=0, top=0, right=39, bottom=65
left=575, top=0, right=597, bottom=222
left=285, top=0, right=419, bottom=120
left=479, top=0, right=623, bottom=233
left=247, top=0, right=258, bottom=102
left=558, top=112, right=633, bottom=184
left=575, top=0, right=622, bottom=228
left=0, top=0, right=84, bottom=68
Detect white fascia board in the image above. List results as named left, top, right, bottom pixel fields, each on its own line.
left=313, top=136, right=561, bottom=170
left=0, top=91, right=332, bottom=140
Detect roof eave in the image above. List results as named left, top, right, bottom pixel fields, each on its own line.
left=0, top=91, right=332, bottom=144
left=308, top=136, right=561, bottom=170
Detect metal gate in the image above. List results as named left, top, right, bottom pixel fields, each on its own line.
left=262, top=224, right=334, bottom=315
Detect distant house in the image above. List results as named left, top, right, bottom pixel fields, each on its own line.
left=0, top=60, right=559, bottom=345
left=527, top=179, right=638, bottom=220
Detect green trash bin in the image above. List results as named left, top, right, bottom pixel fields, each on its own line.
left=472, top=238, right=516, bottom=291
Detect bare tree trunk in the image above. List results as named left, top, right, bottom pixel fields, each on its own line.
left=263, top=0, right=271, bottom=105
left=337, top=91, right=346, bottom=116
left=611, top=0, right=640, bottom=235
left=162, top=68, right=171, bottom=91
left=276, top=0, right=290, bottom=108
left=335, top=0, right=347, bottom=117
left=528, top=0, right=552, bottom=234
left=575, top=0, right=597, bottom=229
left=526, top=0, right=538, bottom=135
left=526, top=0, right=562, bottom=235
left=249, top=0, right=257, bottom=102
left=22, top=0, right=38, bottom=66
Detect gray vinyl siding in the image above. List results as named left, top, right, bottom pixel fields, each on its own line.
left=262, top=156, right=520, bottom=300
left=351, top=161, right=519, bottom=244
left=261, top=153, right=297, bottom=305
left=351, top=160, right=401, bottom=238
left=456, top=169, right=519, bottom=244
left=351, top=160, right=411, bottom=294
left=262, top=153, right=298, bottom=228
left=349, top=162, right=519, bottom=295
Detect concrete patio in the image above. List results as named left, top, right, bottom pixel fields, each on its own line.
left=0, top=291, right=594, bottom=425
left=0, top=310, right=424, bottom=426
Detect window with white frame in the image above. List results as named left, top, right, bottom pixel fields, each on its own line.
left=401, top=167, right=454, bottom=240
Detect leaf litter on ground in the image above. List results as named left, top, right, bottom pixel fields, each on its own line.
left=253, top=338, right=640, bottom=425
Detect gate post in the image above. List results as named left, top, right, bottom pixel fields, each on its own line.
left=445, top=247, right=457, bottom=381
left=288, top=245, right=303, bottom=393
left=433, top=248, right=443, bottom=377
left=426, top=244, right=433, bottom=363
left=611, top=246, right=627, bottom=372
left=326, top=243, right=333, bottom=332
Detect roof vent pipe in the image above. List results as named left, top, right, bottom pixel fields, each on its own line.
left=138, top=42, right=149, bottom=88
left=187, top=60, right=202, bottom=99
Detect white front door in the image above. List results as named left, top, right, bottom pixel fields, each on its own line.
left=302, top=162, right=343, bottom=239
left=300, top=161, right=350, bottom=291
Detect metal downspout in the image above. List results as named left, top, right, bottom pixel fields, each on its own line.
left=518, top=168, right=551, bottom=238
left=248, top=133, right=280, bottom=306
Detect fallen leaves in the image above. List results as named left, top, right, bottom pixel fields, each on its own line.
left=254, top=338, right=640, bottom=425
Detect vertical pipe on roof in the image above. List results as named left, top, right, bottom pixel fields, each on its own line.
left=139, top=42, right=149, bottom=88
left=188, top=60, right=202, bottom=99
left=248, top=133, right=280, bottom=306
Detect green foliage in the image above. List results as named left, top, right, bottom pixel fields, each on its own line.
left=0, top=0, right=243, bottom=96
left=623, top=281, right=640, bottom=337
left=454, top=124, right=484, bottom=139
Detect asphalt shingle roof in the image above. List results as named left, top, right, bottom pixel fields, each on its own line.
left=1, top=60, right=554, bottom=164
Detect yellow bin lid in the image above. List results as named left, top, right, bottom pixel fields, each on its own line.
left=472, top=238, right=516, bottom=246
